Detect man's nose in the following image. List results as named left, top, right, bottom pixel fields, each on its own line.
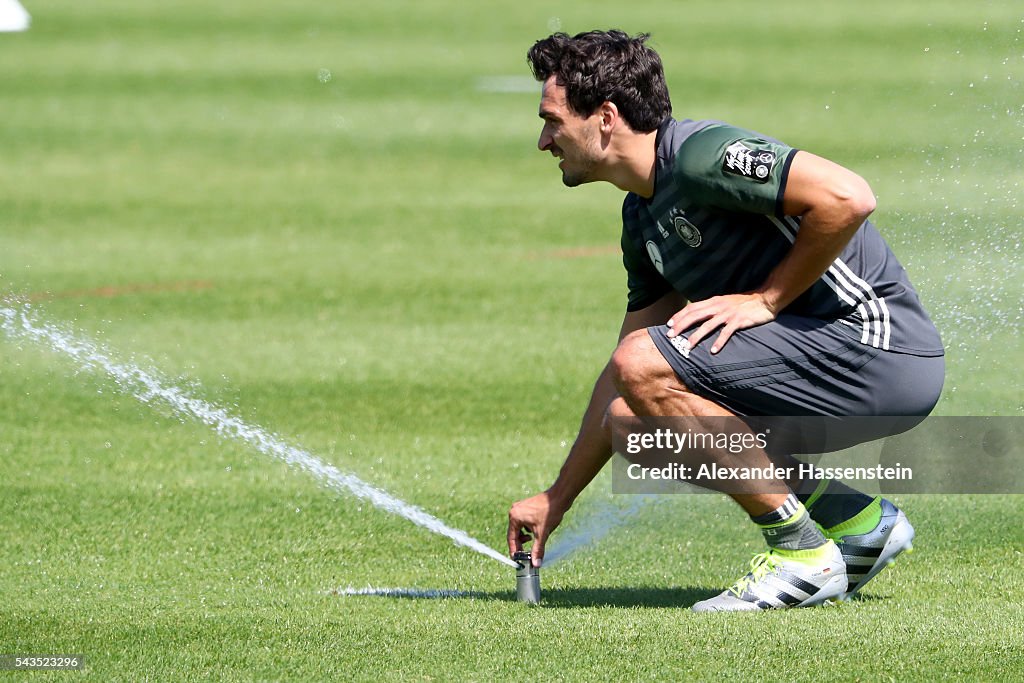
left=538, top=130, right=552, bottom=152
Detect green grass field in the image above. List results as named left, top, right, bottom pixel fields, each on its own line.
left=2, top=1, right=1023, bottom=680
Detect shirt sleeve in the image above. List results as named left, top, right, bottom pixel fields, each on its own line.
left=673, top=123, right=798, bottom=217
left=621, top=220, right=672, bottom=312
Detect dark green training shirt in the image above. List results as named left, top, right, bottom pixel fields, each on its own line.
left=621, top=118, right=944, bottom=356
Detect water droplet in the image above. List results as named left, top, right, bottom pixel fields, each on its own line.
left=317, top=68, right=332, bottom=84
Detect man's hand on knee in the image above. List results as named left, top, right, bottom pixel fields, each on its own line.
left=666, top=293, right=777, bottom=353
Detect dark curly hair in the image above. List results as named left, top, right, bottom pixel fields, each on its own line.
left=527, top=30, right=672, bottom=132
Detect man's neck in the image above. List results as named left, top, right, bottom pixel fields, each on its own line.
left=603, top=128, right=660, bottom=198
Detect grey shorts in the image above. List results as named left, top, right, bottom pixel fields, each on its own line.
left=647, top=315, right=945, bottom=419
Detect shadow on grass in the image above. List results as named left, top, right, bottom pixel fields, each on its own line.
left=537, top=585, right=713, bottom=609
left=330, top=584, right=887, bottom=608
left=540, top=585, right=888, bottom=608
left=330, top=585, right=723, bottom=608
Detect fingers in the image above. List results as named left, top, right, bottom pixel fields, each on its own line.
left=665, top=295, right=775, bottom=353
left=684, top=317, right=721, bottom=350
left=710, top=320, right=740, bottom=354
left=506, top=511, right=523, bottom=557
left=666, top=304, right=703, bottom=338
left=532, top=534, right=546, bottom=568
left=667, top=301, right=723, bottom=351
left=508, top=502, right=542, bottom=557
left=508, top=500, right=547, bottom=566
left=507, top=492, right=564, bottom=566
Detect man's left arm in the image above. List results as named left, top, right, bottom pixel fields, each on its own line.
left=666, top=151, right=876, bottom=352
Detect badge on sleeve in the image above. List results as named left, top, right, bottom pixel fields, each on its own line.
left=722, top=140, right=776, bottom=183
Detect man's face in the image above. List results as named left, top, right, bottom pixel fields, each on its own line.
left=537, top=77, right=603, bottom=187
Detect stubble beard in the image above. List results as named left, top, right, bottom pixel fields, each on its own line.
left=559, top=131, right=601, bottom=187
left=561, top=162, right=595, bottom=187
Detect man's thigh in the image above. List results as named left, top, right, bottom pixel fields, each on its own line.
left=647, top=315, right=944, bottom=420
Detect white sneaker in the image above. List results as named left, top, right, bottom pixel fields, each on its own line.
left=827, top=498, right=915, bottom=600
left=691, top=540, right=848, bottom=612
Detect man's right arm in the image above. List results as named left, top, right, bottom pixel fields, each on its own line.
left=506, top=291, right=685, bottom=566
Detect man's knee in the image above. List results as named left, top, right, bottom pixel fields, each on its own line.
left=610, top=329, right=688, bottom=400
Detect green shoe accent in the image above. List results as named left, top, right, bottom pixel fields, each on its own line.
left=803, top=478, right=830, bottom=509
left=693, top=541, right=848, bottom=611
left=727, top=544, right=836, bottom=598
left=771, top=540, right=836, bottom=563
left=824, top=497, right=883, bottom=538
left=727, top=552, right=780, bottom=598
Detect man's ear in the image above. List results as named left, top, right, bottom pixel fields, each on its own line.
left=598, top=101, right=620, bottom=133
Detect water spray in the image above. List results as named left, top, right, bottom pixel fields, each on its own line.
left=334, top=586, right=480, bottom=599
left=542, top=493, right=658, bottom=567
left=0, top=299, right=517, bottom=568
